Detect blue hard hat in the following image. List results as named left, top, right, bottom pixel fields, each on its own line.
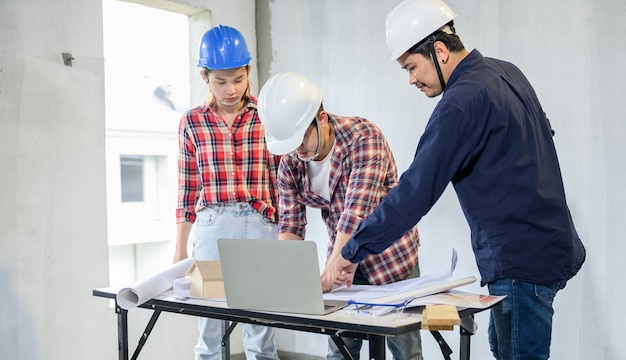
left=197, top=25, right=252, bottom=70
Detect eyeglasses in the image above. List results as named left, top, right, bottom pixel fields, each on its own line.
left=347, top=299, right=411, bottom=319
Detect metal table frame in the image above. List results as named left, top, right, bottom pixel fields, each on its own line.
left=93, top=288, right=487, bottom=360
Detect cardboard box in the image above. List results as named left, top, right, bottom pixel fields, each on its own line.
left=186, top=260, right=225, bottom=299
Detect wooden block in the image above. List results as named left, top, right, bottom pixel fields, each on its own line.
left=422, top=323, right=455, bottom=331
left=421, top=304, right=460, bottom=331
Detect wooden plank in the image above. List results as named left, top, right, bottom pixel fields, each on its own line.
left=421, top=304, right=460, bottom=331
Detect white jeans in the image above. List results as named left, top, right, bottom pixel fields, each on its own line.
left=193, top=203, right=278, bottom=360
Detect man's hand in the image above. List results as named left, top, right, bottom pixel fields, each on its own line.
left=320, top=231, right=359, bottom=291
left=321, top=252, right=358, bottom=290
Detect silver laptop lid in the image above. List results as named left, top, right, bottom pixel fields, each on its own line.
left=217, top=238, right=344, bottom=315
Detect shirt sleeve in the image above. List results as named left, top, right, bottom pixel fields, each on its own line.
left=276, top=156, right=308, bottom=238
left=175, top=112, right=201, bottom=223
left=342, top=104, right=474, bottom=262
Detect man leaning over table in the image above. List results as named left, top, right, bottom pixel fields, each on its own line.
left=257, top=71, right=423, bottom=360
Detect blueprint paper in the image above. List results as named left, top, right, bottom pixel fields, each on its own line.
left=373, top=248, right=458, bottom=293
left=116, top=257, right=195, bottom=310
left=371, top=276, right=476, bottom=304
left=323, top=249, right=475, bottom=304
left=407, top=289, right=505, bottom=309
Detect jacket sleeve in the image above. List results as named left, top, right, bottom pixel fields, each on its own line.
left=342, top=103, right=475, bottom=262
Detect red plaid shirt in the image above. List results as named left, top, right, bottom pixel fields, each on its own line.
left=277, top=114, right=419, bottom=285
left=176, top=97, right=281, bottom=224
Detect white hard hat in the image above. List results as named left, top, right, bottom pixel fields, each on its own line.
left=386, top=0, right=457, bottom=62
left=257, top=72, right=322, bottom=155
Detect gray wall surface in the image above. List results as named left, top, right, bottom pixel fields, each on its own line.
left=0, top=0, right=111, bottom=358
left=0, top=0, right=255, bottom=359
left=1, top=0, right=624, bottom=359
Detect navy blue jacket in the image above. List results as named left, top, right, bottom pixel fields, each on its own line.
left=342, top=50, right=585, bottom=285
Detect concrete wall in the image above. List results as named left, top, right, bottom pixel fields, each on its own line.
left=0, top=0, right=110, bottom=358
left=0, top=0, right=254, bottom=359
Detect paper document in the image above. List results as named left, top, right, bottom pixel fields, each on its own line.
left=323, top=249, right=477, bottom=316
left=324, top=249, right=467, bottom=303
left=371, top=276, right=476, bottom=304
left=116, top=258, right=195, bottom=310
left=407, top=289, right=505, bottom=309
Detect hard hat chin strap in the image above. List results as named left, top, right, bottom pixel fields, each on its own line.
left=428, top=36, right=446, bottom=92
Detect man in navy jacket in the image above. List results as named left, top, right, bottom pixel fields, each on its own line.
left=323, top=1, right=585, bottom=359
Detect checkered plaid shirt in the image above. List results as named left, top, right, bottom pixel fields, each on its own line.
left=277, top=113, right=419, bottom=285
left=176, top=97, right=281, bottom=224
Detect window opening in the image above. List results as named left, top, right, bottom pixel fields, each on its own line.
left=120, top=155, right=145, bottom=202
left=103, top=0, right=191, bottom=286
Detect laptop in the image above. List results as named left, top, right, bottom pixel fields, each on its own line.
left=217, top=238, right=347, bottom=315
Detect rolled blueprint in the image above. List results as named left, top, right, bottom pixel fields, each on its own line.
left=116, top=257, right=195, bottom=310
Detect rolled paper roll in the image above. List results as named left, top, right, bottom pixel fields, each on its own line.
left=116, top=257, right=195, bottom=310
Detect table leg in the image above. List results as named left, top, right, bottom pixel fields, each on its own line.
left=430, top=331, right=452, bottom=360
left=115, top=304, right=129, bottom=360
left=221, top=321, right=238, bottom=359
left=131, top=310, right=161, bottom=360
left=459, top=315, right=477, bottom=360
left=368, top=335, right=386, bottom=360
left=330, top=335, right=356, bottom=360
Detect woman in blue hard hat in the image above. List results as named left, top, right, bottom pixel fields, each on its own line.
left=173, top=25, right=281, bottom=360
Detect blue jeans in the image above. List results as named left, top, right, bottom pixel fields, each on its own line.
left=193, top=203, right=279, bottom=360
left=327, top=265, right=423, bottom=360
left=487, top=278, right=566, bottom=360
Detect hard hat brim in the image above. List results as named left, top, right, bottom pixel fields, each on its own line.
left=265, top=124, right=309, bottom=156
